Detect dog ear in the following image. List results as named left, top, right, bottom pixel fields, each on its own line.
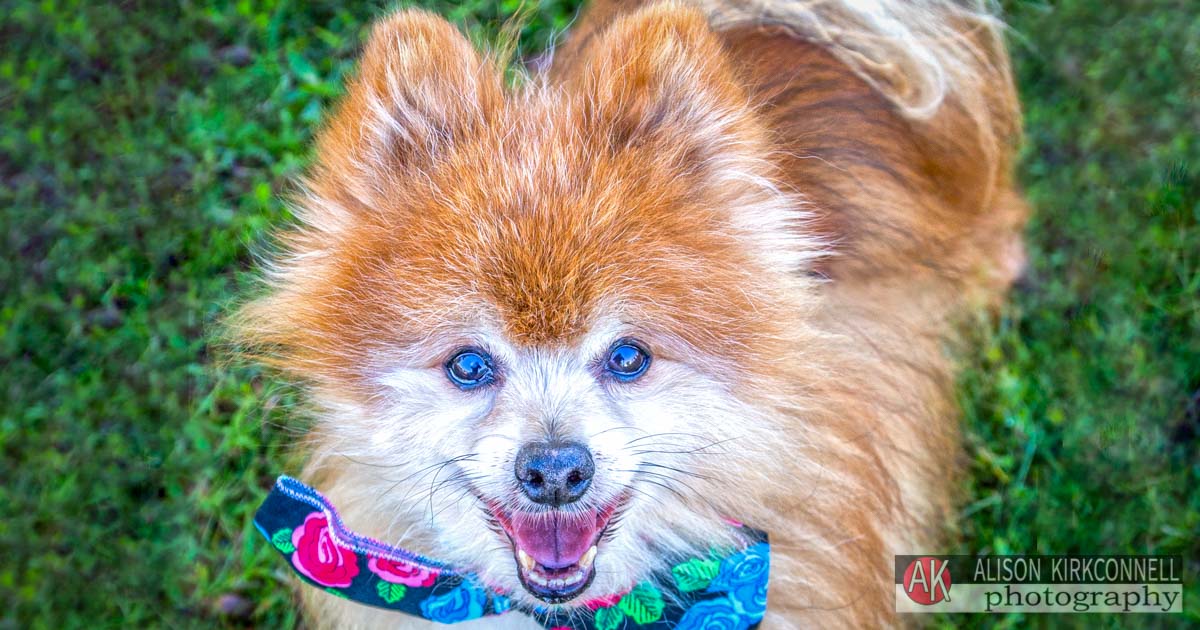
left=570, top=4, right=759, bottom=159
left=310, top=10, right=503, bottom=210
left=568, top=4, right=818, bottom=273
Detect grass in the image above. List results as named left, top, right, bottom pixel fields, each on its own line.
left=0, top=0, right=1195, bottom=628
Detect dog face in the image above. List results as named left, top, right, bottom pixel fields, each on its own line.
left=237, top=7, right=826, bottom=607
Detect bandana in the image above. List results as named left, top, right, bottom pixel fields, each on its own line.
left=254, top=476, right=769, bottom=628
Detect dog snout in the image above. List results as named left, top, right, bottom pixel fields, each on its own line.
left=514, top=441, right=594, bottom=506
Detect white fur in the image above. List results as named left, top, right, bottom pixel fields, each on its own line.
left=298, top=309, right=800, bottom=615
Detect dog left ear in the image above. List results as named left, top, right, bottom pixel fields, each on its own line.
left=568, top=4, right=817, bottom=272
left=569, top=4, right=762, bottom=161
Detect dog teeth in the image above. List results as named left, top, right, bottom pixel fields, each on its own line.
left=518, top=549, right=536, bottom=572
left=517, top=546, right=596, bottom=592
left=580, top=545, right=597, bottom=569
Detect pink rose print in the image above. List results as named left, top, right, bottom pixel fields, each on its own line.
left=584, top=593, right=623, bottom=610
left=291, top=512, right=359, bottom=588
left=368, top=556, right=439, bottom=587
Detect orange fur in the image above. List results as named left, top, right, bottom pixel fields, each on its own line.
left=233, top=1, right=1026, bottom=628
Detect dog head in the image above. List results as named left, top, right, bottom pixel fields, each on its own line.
left=237, top=5, right=827, bottom=607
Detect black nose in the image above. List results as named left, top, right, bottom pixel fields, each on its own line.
left=514, top=441, right=595, bottom=506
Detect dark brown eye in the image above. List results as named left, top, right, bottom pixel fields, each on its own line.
left=605, top=340, right=650, bottom=381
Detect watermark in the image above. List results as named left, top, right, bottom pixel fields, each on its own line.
left=895, top=555, right=1184, bottom=614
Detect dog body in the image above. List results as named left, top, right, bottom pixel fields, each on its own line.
left=236, top=1, right=1025, bottom=627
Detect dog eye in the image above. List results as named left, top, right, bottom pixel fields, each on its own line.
left=605, top=340, right=651, bottom=381
left=446, top=348, right=495, bottom=389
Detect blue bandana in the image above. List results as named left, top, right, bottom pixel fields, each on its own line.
left=254, top=476, right=770, bottom=628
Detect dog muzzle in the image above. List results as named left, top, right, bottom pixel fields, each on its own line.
left=254, top=475, right=770, bottom=628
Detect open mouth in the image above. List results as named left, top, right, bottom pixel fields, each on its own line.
left=490, top=502, right=621, bottom=603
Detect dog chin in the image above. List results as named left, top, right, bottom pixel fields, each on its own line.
left=468, top=490, right=628, bottom=605
left=461, top=491, right=736, bottom=608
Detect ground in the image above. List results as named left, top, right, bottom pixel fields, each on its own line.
left=1, top=0, right=1196, bottom=628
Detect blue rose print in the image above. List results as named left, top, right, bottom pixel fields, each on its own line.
left=707, top=542, right=769, bottom=619
left=675, top=597, right=752, bottom=630
left=727, top=577, right=767, bottom=620
left=419, top=583, right=487, bottom=623
left=492, top=594, right=511, bottom=615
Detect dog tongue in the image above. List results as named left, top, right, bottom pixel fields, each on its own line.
left=509, top=511, right=598, bottom=569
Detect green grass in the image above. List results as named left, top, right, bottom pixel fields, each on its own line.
left=1, top=0, right=1195, bottom=628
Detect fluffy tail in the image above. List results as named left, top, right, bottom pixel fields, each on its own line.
left=693, top=0, right=1017, bottom=126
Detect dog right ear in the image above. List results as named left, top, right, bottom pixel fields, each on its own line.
left=309, top=10, right=503, bottom=211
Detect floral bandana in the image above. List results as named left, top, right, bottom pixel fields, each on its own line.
left=255, top=476, right=770, bottom=629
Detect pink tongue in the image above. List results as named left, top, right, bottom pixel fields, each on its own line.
left=510, top=511, right=599, bottom=569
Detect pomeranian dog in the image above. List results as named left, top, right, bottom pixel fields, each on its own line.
left=234, top=0, right=1026, bottom=627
